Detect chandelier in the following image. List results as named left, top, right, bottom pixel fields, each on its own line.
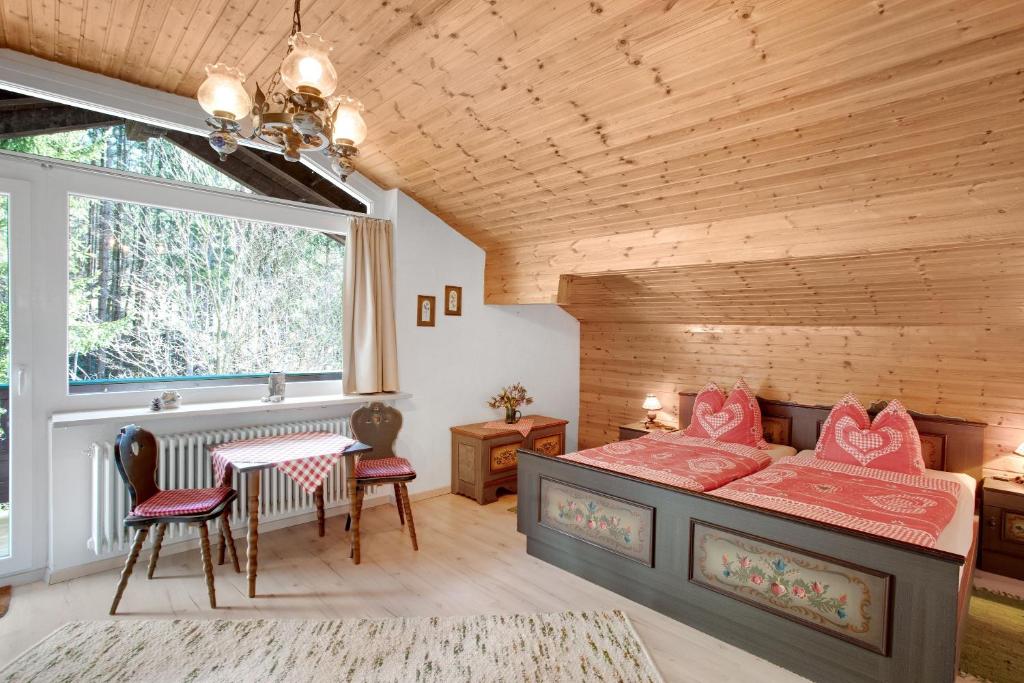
left=195, top=0, right=367, bottom=181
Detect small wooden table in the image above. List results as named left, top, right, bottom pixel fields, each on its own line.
left=618, top=421, right=679, bottom=441
left=450, top=415, right=568, bottom=504
left=210, top=436, right=372, bottom=597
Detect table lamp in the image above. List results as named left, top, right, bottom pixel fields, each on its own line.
left=642, top=394, right=662, bottom=428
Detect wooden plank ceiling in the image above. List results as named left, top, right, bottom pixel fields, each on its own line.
left=0, top=1, right=1022, bottom=304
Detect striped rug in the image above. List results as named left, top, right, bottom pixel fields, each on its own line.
left=0, top=610, right=662, bottom=682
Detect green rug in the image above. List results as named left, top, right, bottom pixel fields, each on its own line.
left=960, top=588, right=1024, bottom=683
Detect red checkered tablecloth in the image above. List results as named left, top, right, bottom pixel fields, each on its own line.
left=210, top=431, right=356, bottom=494
left=483, top=418, right=534, bottom=438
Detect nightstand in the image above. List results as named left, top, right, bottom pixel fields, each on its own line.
left=980, top=477, right=1024, bottom=580
left=618, top=421, right=679, bottom=441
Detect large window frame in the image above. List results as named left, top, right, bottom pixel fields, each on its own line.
left=65, top=189, right=347, bottom=393
left=0, top=149, right=358, bottom=412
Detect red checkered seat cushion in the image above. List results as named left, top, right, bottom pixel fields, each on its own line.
left=132, top=487, right=234, bottom=517
left=355, top=457, right=416, bottom=480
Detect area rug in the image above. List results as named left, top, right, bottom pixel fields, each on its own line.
left=959, top=588, right=1024, bottom=683
left=0, top=610, right=662, bottom=682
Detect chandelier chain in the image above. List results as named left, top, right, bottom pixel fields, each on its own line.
left=292, top=0, right=302, bottom=35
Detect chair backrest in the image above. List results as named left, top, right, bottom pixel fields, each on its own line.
left=114, top=424, right=161, bottom=510
left=350, top=402, right=402, bottom=460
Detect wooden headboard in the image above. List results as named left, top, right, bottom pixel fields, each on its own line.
left=678, top=392, right=986, bottom=479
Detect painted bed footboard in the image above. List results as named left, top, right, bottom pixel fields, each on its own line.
left=517, top=450, right=967, bottom=683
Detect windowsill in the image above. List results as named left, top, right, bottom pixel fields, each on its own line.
left=50, top=391, right=412, bottom=428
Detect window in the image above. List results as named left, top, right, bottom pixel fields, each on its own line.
left=0, top=124, right=251, bottom=194
left=68, top=195, right=344, bottom=390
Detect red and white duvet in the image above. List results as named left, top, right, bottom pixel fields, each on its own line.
left=710, top=455, right=961, bottom=548
left=559, top=433, right=772, bottom=492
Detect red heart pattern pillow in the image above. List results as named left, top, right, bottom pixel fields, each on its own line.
left=683, top=379, right=768, bottom=449
left=815, top=394, right=925, bottom=475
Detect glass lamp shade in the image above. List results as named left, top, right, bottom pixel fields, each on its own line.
left=280, top=32, right=338, bottom=96
left=197, top=64, right=251, bottom=120
left=642, top=394, right=662, bottom=412
left=331, top=100, right=367, bottom=146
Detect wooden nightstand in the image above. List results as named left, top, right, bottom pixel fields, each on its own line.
left=450, top=415, right=568, bottom=505
left=618, top=421, right=679, bottom=441
left=980, top=476, right=1024, bottom=580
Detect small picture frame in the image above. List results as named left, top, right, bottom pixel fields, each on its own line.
left=444, top=285, right=462, bottom=316
left=417, top=295, right=435, bottom=327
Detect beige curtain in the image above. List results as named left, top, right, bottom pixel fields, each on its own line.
left=343, top=217, right=399, bottom=394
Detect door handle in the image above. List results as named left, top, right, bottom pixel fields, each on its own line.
left=15, top=365, right=25, bottom=396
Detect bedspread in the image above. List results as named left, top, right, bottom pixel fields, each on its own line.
left=558, top=434, right=772, bottom=492
left=710, top=455, right=962, bottom=548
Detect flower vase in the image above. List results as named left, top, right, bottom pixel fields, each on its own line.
left=505, top=407, right=522, bottom=424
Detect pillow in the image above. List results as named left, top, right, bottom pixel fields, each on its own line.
left=815, top=393, right=925, bottom=475
left=684, top=379, right=768, bottom=448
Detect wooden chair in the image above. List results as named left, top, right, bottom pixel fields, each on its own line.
left=346, top=402, right=418, bottom=564
left=109, top=424, right=239, bottom=614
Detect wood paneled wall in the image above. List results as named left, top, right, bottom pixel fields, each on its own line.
left=579, top=323, right=1024, bottom=470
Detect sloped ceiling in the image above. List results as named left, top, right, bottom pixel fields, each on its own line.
left=2, top=1, right=1023, bottom=304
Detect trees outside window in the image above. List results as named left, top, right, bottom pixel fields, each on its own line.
left=1, top=124, right=344, bottom=386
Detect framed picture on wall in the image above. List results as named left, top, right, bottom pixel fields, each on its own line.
left=444, top=285, right=462, bottom=316
left=417, top=295, right=436, bottom=327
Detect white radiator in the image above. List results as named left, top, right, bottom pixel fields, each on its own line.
left=87, top=418, right=350, bottom=556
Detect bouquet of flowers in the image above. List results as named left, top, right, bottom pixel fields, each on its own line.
left=488, top=383, right=534, bottom=423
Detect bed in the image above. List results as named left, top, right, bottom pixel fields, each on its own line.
left=516, top=393, right=985, bottom=683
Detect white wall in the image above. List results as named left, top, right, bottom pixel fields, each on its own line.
left=390, top=190, right=580, bottom=492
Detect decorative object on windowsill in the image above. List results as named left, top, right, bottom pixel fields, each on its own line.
left=160, top=391, right=181, bottom=409
left=488, top=383, right=534, bottom=424
left=642, top=393, right=662, bottom=428
left=416, top=295, right=435, bottom=327
left=149, top=398, right=163, bottom=412
left=194, top=0, right=368, bottom=181
left=262, top=371, right=286, bottom=403
left=444, top=285, right=462, bottom=316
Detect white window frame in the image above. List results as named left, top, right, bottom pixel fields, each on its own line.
left=0, top=149, right=357, bottom=416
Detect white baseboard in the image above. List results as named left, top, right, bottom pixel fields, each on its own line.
left=0, top=567, right=47, bottom=587
left=45, top=487, right=450, bottom=585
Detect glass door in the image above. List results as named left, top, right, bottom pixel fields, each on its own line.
left=0, top=192, right=8, bottom=559
left=0, top=178, right=33, bottom=577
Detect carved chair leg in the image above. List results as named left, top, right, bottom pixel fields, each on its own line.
left=400, top=483, right=418, bottom=552
left=147, top=523, right=167, bottom=579
left=394, top=483, right=405, bottom=526
left=221, top=511, right=240, bottom=573
left=197, top=522, right=217, bottom=609
left=351, top=485, right=364, bottom=564
left=217, top=523, right=226, bottom=566
left=315, top=483, right=325, bottom=537
left=110, top=526, right=149, bottom=615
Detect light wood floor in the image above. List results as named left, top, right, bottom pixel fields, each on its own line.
left=0, top=493, right=806, bottom=682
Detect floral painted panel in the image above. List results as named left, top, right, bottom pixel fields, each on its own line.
left=690, top=520, right=891, bottom=654
left=490, top=443, right=519, bottom=472
left=539, top=477, right=654, bottom=566
left=1005, top=512, right=1024, bottom=544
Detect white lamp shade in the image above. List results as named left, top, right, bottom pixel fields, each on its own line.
left=331, top=102, right=367, bottom=145
left=1015, top=441, right=1024, bottom=456
left=280, top=33, right=338, bottom=96
left=197, top=64, right=251, bottom=120
left=642, top=394, right=662, bottom=412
